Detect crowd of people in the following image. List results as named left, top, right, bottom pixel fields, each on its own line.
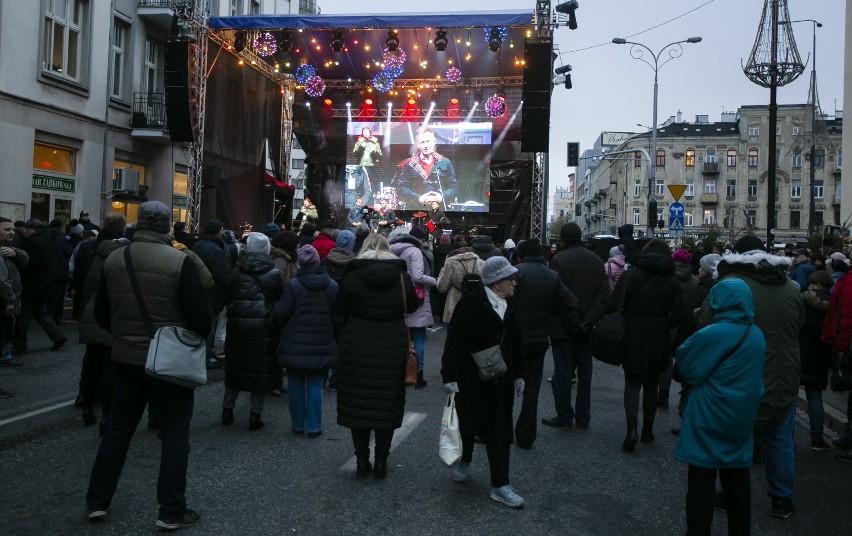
left=2, top=206, right=852, bottom=533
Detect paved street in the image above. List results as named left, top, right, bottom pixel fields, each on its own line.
left=1, top=322, right=851, bottom=535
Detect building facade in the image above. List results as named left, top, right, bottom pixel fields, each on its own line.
left=580, top=105, right=842, bottom=244
left=0, top=0, right=314, bottom=229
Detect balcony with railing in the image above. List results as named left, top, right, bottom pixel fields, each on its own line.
left=700, top=193, right=718, bottom=205
left=130, top=92, right=171, bottom=143
left=137, top=1, right=181, bottom=33
left=702, top=162, right=720, bottom=174
left=299, top=0, right=321, bottom=14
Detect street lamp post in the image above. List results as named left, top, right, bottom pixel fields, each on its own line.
left=612, top=36, right=702, bottom=236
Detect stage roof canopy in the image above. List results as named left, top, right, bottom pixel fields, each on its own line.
left=207, top=10, right=537, bottom=83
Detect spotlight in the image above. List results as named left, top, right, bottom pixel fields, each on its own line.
left=430, top=93, right=439, bottom=104
left=385, top=29, right=399, bottom=52
left=233, top=31, right=246, bottom=53
left=331, top=30, right=344, bottom=53
left=564, top=73, right=572, bottom=89
left=344, top=92, right=353, bottom=107
left=365, top=97, right=374, bottom=106
left=488, top=28, right=502, bottom=52
left=276, top=31, right=292, bottom=52
left=473, top=88, right=484, bottom=105
left=555, top=1, right=579, bottom=30
left=323, top=97, right=333, bottom=106
left=554, top=64, right=572, bottom=75
left=449, top=96, right=460, bottom=106
left=434, top=28, right=449, bottom=52
left=407, top=97, right=416, bottom=106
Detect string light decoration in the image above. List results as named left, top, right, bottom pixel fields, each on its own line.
left=304, top=75, right=326, bottom=97
left=253, top=32, right=277, bottom=56
left=372, top=71, right=394, bottom=93
left=485, top=95, right=506, bottom=117
left=445, top=66, right=462, bottom=83
left=383, top=48, right=407, bottom=77
left=295, top=64, right=316, bottom=84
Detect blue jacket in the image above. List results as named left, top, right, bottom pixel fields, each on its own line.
left=274, top=265, right=338, bottom=372
left=674, top=278, right=766, bottom=469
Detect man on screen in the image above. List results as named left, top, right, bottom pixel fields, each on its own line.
left=397, top=126, right=457, bottom=208
left=371, top=199, right=397, bottom=237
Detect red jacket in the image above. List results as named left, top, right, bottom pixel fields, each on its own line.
left=821, top=271, right=852, bottom=352
left=312, top=233, right=337, bottom=260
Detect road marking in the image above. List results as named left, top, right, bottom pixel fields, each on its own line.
left=0, top=399, right=75, bottom=427
left=339, top=411, right=428, bottom=473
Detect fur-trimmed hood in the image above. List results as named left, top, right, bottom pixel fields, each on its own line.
left=716, top=251, right=792, bottom=285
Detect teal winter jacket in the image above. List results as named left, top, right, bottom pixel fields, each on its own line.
left=674, top=278, right=766, bottom=469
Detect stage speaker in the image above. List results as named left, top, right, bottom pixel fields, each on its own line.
left=202, top=166, right=222, bottom=189
left=521, top=39, right=553, bottom=153
left=164, top=41, right=194, bottom=143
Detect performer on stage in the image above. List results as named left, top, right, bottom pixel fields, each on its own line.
left=298, top=198, right=318, bottom=231
left=425, top=200, right=451, bottom=240
left=347, top=197, right=371, bottom=232
left=371, top=198, right=397, bottom=237
left=397, top=126, right=457, bottom=208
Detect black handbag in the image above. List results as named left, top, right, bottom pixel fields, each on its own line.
left=830, top=349, right=852, bottom=392
left=590, top=272, right=656, bottom=366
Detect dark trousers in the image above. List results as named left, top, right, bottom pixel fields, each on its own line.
left=551, top=337, right=593, bottom=425
left=86, top=361, right=195, bottom=518
left=514, top=341, right=549, bottom=447
left=686, top=465, right=751, bottom=536
left=624, top=372, right=659, bottom=419
left=18, top=296, right=63, bottom=347
left=81, top=344, right=113, bottom=415
left=351, top=428, right=394, bottom=462
left=460, top=428, right=511, bottom=488
left=49, top=279, right=67, bottom=324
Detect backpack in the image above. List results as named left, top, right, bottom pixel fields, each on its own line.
left=459, top=260, right=482, bottom=295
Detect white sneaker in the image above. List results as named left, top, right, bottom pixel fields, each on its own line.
left=490, top=485, right=524, bottom=508
left=87, top=510, right=107, bottom=521
left=453, top=461, right=471, bottom=483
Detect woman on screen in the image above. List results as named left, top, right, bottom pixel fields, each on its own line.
left=397, top=126, right=457, bottom=208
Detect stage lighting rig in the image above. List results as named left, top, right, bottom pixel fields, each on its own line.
left=233, top=31, right=246, bottom=53
left=331, top=30, right=345, bottom=52
left=555, top=1, right=579, bottom=30
left=385, top=30, right=400, bottom=52
left=434, top=29, right=449, bottom=52
left=554, top=64, right=572, bottom=75
left=564, top=74, right=572, bottom=89
left=488, top=28, right=502, bottom=52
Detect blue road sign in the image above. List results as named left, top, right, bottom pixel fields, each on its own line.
left=668, top=202, right=685, bottom=230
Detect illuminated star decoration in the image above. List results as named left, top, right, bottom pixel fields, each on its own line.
left=295, top=64, right=317, bottom=84
left=483, top=26, right=508, bottom=44
left=304, top=75, right=326, bottom=97
left=485, top=95, right=506, bottom=118
left=372, top=71, right=394, bottom=93
left=253, top=32, right=277, bottom=56
left=383, top=48, right=407, bottom=78
left=445, top=67, right=462, bottom=84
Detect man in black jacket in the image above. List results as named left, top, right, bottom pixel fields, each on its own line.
left=192, top=219, right=229, bottom=369
left=470, top=233, right=501, bottom=261
left=542, top=223, right=610, bottom=430
left=512, top=239, right=578, bottom=448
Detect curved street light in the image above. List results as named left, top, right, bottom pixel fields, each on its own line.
left=612, top=36, right=702, bottom=236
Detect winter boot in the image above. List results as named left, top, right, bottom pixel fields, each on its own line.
left=657, top=389, right=670, bottom=410
left=641, top=411, right=656, bottom=443
left=415, top=369, right=428, bottom=389
left=622, top=416, right=638, bottom=451
left=355, top=449, right=372, bottom=478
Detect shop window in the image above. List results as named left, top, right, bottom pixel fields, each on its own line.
left=33, top=142, right=75, bottom=174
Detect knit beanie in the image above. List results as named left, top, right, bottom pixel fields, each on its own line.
left=264, top=222, right=281, bottom=238
left=336, top=230, right=355, bottom=251
left=515, top=239, right=543, bottom=259
left=671, top=249, right=692, bottom=264
left=202, top=219, right=223, bottom=235
left=699, top=253, right=722, bottom=277
left=503, top=239, right=516, bottom=249
left=734, top=235, right=764, bottom=253
left=70, top=224, right=84, bottom=236
left=246, top=232, right=271, bottom=255
left=297, top=244, right=320, bottom=267
left=439, top=234, right=451, bottom=245
left=388, top=226, right=410, bottom=242
left=609, top=246, right=622, bottom=258
left=173, top=221, right=187, bottom=232
left=136, top=201, right=170, bottom=234
left=409, top=225, right=428, bottom=241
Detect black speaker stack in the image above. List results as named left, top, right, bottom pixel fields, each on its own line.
left=521, top=39, right=553, bottom=153
left=164, top=41, right=195, bottom=143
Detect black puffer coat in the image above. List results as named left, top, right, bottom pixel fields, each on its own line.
left=224, top=253, right=284, bottom=393
left=275, top=264, right=338, bottom=373
left=441, top=284, right=524, bottom=442
left=79, top=237, right=127, bottom=345
left=800, top=287, right=832, bottom=390
left=335, top=257, right=417, bottom=431
left=610, top=251, right=686, bottom=376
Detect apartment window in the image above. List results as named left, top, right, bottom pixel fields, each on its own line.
left=726, top=179, right=736, bottom=197
left=748, top=125, right=759, bottom=137
left=684, top=211, right=694, bottom=227
left=110, top=20, right=126, bottom=99
left=230, top=0, right=243, bottom=15
left=747, top=209, right=757, bottom=227
left=792, top=126, right=802, bottom=136
left=790, top=210, right=800, bottom=229
left=173, top=168, right=188, bottom=196
left=748, top=148, right=759, bottom=168
left=685, top=178, right=695, bottom=197
left=657, top=209, right=665, bottom=228
left=815, top=149, right=826, bottom=168
left=655, top=178, right=664, bottom=197
left=656, top=149, right=666, bottom=168
left=42, top=0, right=87, bottom=82
left=250, top=0, right=260, bottom=14
left=706, top=147, right=716, bottom=163
left=704, top=179, right=716, bottom=194
left=291, top=158, right=305, bottom=170
left=633, top=178, right=642, bottom=197
left=143, top=38, right=159, bottom=93
left=724, top=208, right=737, bottom=228
left=703, top=209, right=716, bottom=225
left=633, top=208, right=641, bottom=225
left=634, top=151, right=642, bottom=167
left=792, top=148, right=802, bottom=168
left=685, top=149, right=695, bottom=168
left=791, top=179, right=802, bottom=199
left=835, top=206, right=841, bottom=225
left=837, top=149, right=843, bottom=170
left=776, top=149, right=782, bottom=167
left=814, top=180, right=824, bottom=199
left=33, top=142, right=75, bottom=174
left=748, top=179, right=758, bottom=197
left=726, top=148, right=737, bottom=168
left=814, top=211, right=824, bottom=227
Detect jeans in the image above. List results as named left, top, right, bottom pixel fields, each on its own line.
left=551, top=338, right=593, bottom=426
left=514, top=341, right=549, bottom=447
left=81, top=344, right=113, bottom=415
left=460, top=428, right=511, bottom=488
left=222, top=388, right=265, bottom=414
left=410, top=327, right=426, bottom=371
left=686, top=465, right=751, bottom=536
left=288, top=370, right=324, bottom=433
left=804, top=388, right=825, bottom=439
left=351, top=428, right=394, bottom=462
left=86, top=360, right=195, bottom=518
left=760, top=403, right=796, bottom=498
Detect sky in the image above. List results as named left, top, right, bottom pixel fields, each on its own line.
left=320, top=0, right=846, bottom=211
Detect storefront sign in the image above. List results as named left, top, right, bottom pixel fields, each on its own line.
left=32, top=175, right=75, bottom=192
left=173, top=195, right=188, bottom=208
left=600, top=132, right=632, bottom=147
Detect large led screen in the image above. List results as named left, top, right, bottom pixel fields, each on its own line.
left=344, top=121, right=492, bottom=212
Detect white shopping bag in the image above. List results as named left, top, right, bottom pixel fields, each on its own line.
left=439, top=392, right=462, bottom=467
left=213, top=309, right=227, bottom=349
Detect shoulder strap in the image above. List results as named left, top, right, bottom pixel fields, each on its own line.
left=124, top=246, right=154, bottom=336
left=716, top=324, right=752, bottom=368
left=400, top=274, right=413, bottom=346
